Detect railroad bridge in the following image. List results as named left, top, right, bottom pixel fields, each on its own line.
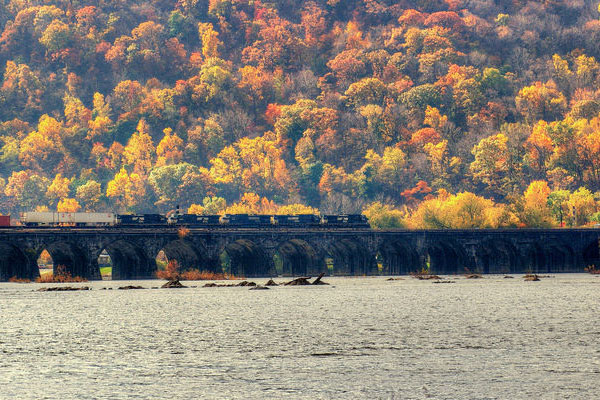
left=1, top=227, right=600, bottom=281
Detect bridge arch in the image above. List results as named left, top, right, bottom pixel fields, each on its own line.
left=275, top=239, right=322, bottom=276
left=100, top=240, right=154, bottom=280
left=0, top=242, right=31, bottom=281
left=519, top=243, right=545, bottom=273
left=36, top=241, right=89, bottom=279
left=475, top=238, right=519, bottom=274
left=158, top=239, right=215, bottom=272
left=422, top=238, right=469, bottom=275
left=322, top=238, right=375, bottom=276
left=220, top=239, right=273, bottom=277
left=379, top=239, right=420, bottom=275
left=541, top=240, right=576, bottom=272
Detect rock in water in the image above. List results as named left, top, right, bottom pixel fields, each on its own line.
left=524, top=274, right=540, bottom=281
left=265, top=279, right=278, bottom=286
left=37, top=286, right=90, bottom=291
left=237, top=281, right=257, bottom=287
left=284, top=277, right=311, bottom=286
left=118, top=285, right=145, bottom=290
left=161, top=280, right=186, bottom=288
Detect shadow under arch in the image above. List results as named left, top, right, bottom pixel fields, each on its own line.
left=221, top=239, right=273, bottom=277
left=323, top=238, right=375, bottom=276
left=422, top=238, right=469, bottom=275
left=475, top=238, right=519, bottom=274
left=519, top=243, right=545, bottom=274
left=102, top=240, right=154, bottom=280
left=541, top=240, right=576, bottom=273
left=0, top=242, right=31, bottom=281
left=38, top=241, right=89, bottom=279
left=159, top=239, right=214, bottom=272
left=379, top=239, right=420, bottom=275
left=583, top=238, right=600, bottom=270
left=276, top=239, right=322, bottom=276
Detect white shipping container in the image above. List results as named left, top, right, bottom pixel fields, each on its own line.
left=58, top=213, right=116, bottom=225
left=21, top=212, right=116, bottom=226
left=21, top=212, right=57, bottom=225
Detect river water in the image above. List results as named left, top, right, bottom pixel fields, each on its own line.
left=1, top=275, right=599, bottom=399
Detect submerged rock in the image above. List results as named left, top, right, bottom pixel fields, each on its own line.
left=414, top=275, right=441, bottom=280
left=524, top=274, right=540, bottom=281
left=161, top=279, right=187, bottom=288
left=203, top=281, right=258, bottom=288
left=118, top=285, right=145, bottom=290
left=249, top=285, right=269, bottom=290
left=465, top=274, right=483, bottom=279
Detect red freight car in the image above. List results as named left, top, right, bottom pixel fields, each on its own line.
left=0, top=215, right=11, bottom=226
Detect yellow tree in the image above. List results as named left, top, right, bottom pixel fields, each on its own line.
left=525, top=121, right=554, bottom=177
left=423, top=140, right=460, bottom=186
left=362, top=202, right=406, bottom=229
left=469, top=132, right=524, bottom=197
left=46, top=173, right=71, bottom=206
left=515, top=81, right=567, bottom=123
left=198, top=22, right=221, bottom=58
left=57, top=198, right=81, bottom=212
left=408, top=191, right=512, bottom=229
left=123, top=120, right=155, bottom=175
left=568, top=187, right=597, bottom=226
left=188, top=204, right=205, bottom=214
left=156, top=128, right=184, bottom=166
left=87, top=93, right=113, bottom=141
left=19, top=115, right=64, bottom=172
left=75, top=180, right=102, bottom=211
left=519, top=181, right=554, bottom=227
left=106, top=168, right=147, bottom=211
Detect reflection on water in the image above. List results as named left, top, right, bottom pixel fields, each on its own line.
left=1, top=275, right=599, bottom=399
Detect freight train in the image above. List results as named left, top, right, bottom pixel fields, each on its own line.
left=3, top=212, right=370, bottom=228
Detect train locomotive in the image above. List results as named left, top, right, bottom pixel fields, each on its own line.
left=15, top=211, right=370, bottom=228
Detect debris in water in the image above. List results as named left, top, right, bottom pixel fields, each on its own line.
left=312, top=273, right=329, bottom=285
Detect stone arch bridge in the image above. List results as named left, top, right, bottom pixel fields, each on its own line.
left=1, top=227, right=600, bottom=281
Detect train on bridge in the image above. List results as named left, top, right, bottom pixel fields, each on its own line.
left=1, top=212, right=370, bottom=228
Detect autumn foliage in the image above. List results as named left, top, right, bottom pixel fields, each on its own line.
left=156, top=259, right=240, bottom=280
left=35, top=265, right=88, bottom=283
left=2, top=1, right=600, bottom=228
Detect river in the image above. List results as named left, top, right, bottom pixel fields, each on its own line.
left=1, top=274, right=599, bottom=399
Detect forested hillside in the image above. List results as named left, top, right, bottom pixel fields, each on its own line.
left=1, top=0, right=600, bottom=228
